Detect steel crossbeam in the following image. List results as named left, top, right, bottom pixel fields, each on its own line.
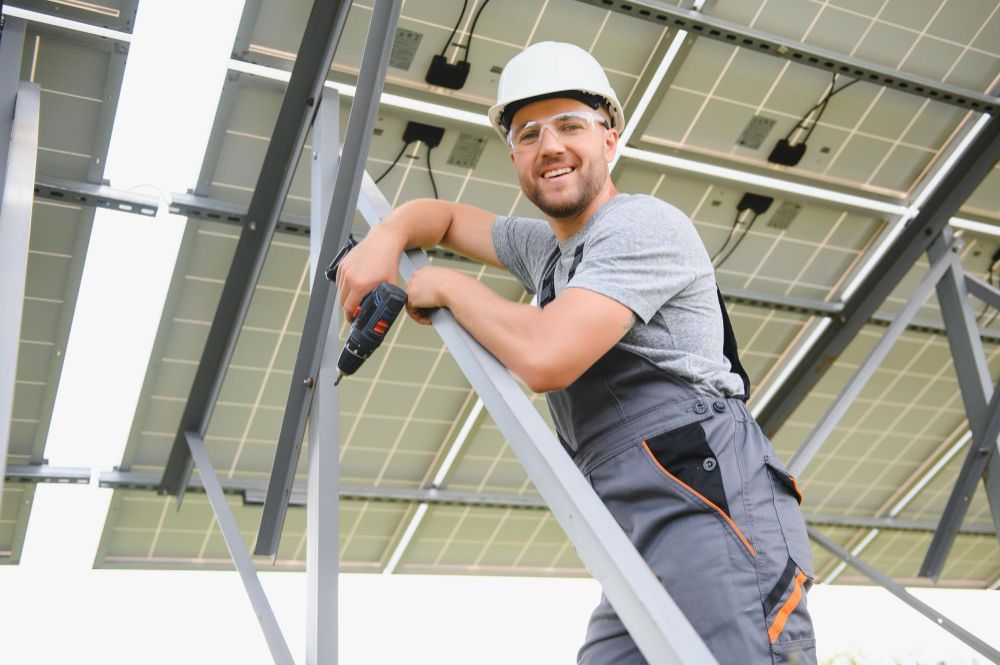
left=158, top=0, right=355, bottom=499
left=254, top=0, right=404, bottom=558
left=572, top=0, right=997, bottom=113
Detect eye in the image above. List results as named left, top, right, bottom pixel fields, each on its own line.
left=516, top=127, right=540, bottom=144
left=556, top=116, right=588, bottom=133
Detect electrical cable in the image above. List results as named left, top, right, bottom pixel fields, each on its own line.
left=462, top=0, right=493, bottom=63
left=785, top=74, right=859, bottom=144
left=426, top=146, right=439, bottom=199
left=374, top=141, right=413, bottom=185
left=710, top=211, right=743, bottom=264
left=438, top=0, right=469, bottom=57
left=713, top=211, right=761, bottom=269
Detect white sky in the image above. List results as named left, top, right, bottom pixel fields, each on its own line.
left=0, top=1, right=998, bottom=663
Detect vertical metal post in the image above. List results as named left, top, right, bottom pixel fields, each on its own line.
left=0, top=79, right=39, bottom=516
left=256, top=0, right=404, bottom=558
left=356, top=178, right=719, bottom=665
left=0, top=17, right=26, bottom=191
left=184, top=431, right=295, bottom=665
left=921, top=231, right=1000, bottom=577
left=808, top=527, right=1000, bottom=662
left=787, top=242, right=953, bottom=476
left=306, top=93, right=340, bottom=665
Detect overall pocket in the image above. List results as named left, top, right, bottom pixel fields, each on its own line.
left=642, top=420, right=756, bottom=561
left=763, top=456, right=814, bottom=576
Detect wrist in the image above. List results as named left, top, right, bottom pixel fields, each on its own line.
left=369, top=222, right=408, bottom=253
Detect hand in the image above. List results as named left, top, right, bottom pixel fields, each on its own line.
left=405, top=266, right=463, bottom=325
left=336, top=225, right=405, bottom=322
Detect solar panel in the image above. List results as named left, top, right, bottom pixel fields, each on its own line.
left=83, top=0, right=999, bottom=589
left=2, top=19, right=126, bottom=564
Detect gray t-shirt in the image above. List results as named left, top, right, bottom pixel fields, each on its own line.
left=492, top=193, right=745, bottom=398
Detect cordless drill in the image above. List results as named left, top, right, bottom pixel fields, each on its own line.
left=326, top=236, right=408, bottom=385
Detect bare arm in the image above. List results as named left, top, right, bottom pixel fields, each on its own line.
left=336, top=198, right=498, bottom=318
left=406, top=267, right=635, bottom=393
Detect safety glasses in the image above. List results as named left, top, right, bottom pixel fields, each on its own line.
left=506, top=110, right=610, bottom=153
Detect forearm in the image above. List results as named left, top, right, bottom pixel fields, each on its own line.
left=375, top=198, right=456, bottom=251
left=438, top=274, right=553, bottom=391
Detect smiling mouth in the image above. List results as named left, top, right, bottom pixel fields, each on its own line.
left=541, top=166, right=575, bottom=179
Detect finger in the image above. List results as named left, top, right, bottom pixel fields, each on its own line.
left=405, top=303, right=431, bottom=325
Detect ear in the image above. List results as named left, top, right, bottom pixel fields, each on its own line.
left=604, top=129, right=619, bottom=162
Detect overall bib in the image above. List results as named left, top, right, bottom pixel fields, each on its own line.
left=537, top=248, right=817, bottom=665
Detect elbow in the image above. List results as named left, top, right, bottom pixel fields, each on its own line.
left=519, top=358, right=575, bottom=394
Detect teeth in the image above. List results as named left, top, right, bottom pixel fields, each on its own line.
left=543, top=167, right=574, bottom=179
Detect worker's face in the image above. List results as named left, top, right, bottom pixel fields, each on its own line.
left=508, top=98, right=617, bottom=219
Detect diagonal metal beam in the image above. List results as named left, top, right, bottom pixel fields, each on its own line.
left=965, top=272, right=1000, bottom=311
left=158, top=0, right=355, bottom=497
left=808, top=526, right=1000, bottom=662
left=254, top=0, right=404, bottom=558
left=787, top=241, right=954, bottom=476
left=920, top=234, right=1000, bottom=579
left=185, top=431, right=295, bottom=665
left=758, top=113, right=1000, bottom=437
left=572, top=0, right=997, bottom=113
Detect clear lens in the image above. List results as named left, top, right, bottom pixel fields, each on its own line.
left=507, top=110, right=608, bottom=152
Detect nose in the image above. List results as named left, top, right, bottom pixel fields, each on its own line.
left=537, top=125, right=566, bottom=155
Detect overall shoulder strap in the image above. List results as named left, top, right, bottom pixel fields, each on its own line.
left=716, top=285, right=751, bottom=399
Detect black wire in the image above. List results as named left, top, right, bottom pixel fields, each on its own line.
left=714, top=212, right=761, bottom=269
left=462, top=0, right=493, bottom=63
left=439, top=0, right=469, bottom=57
left=374, top=141, right=413, bottom=184
left=710, top=211, right=743, bottom=264
left=426, top=146, right=439, bottom=199
left=785, top=74, right=859, bottom=143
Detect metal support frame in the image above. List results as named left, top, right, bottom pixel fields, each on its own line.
left=787, top=238, right=955, bottom=476
left=97, top=470, right=997, bottom=536
left=6, top=464, right=90, bottom=484
left=572, top=0, right=997, bottom=113
left=255, top=0, right=403, bottom=558
left=34, top=175, right=158, bottom=216
left=0, top=76, right=39, bottom=516
left=305, top=92, right=339, bottom=665
left=920, top=230, right=1000, bottom=579
left=352, top=178, right=718, bottom=665
left=757, top=113, right=1000, bottom=437
left=158, top=0, right=355, bottom=497
left=184, top=431, right=295, bottom=665
left=808, top=526, right=1000, bottom=662
left=965, top=273, right=1000, bottom=312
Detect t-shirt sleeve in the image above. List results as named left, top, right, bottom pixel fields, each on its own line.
left=492, top=215, right=557, bottom=294
left=567, top=199, right=712, bottom=323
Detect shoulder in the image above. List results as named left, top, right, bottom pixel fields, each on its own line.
left=588, top=194, right=700, bottom=246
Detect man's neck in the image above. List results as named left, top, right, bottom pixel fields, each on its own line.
left=546, top=182, right=620, bottom=242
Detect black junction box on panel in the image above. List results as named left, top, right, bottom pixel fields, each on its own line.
left=425, top=54, right=470, bottom=90
left=767, top=138, right=807, bottom=166
left=737, top=193, right=774, bottom=216
left=404, top=121, right=445, bottom=148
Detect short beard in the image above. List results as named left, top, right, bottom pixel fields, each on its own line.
left=523, top=163, right=605, bottom=219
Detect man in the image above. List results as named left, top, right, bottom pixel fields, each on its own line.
left=337, top=41, right=816, bottom=664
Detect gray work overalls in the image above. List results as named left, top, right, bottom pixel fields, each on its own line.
left=536, top=247, right=817, bottom=665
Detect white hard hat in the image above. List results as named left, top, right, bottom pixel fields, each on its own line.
left=488, top=41, right=625, bottom=141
